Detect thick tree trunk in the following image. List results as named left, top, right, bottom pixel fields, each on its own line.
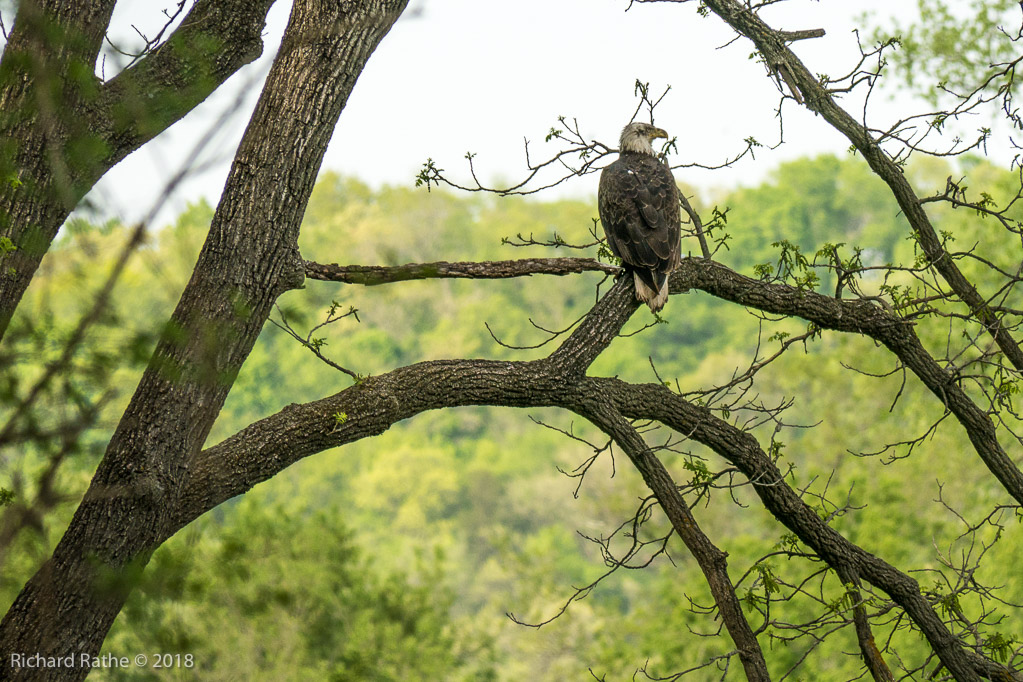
left=0, top=1, right=408, bottom=679
left=0, top=0, right=117, bottom=333
left=0, top=0, right=275, bottom=338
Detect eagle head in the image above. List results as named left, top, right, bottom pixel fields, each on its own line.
left=619, top=122, right=668, bottom=156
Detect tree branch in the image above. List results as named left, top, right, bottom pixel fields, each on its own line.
left=89, top=0, right=275, bottom=172
left=699, top=0, right=1023, bottom=373
left=670, top=257, right=1023, bottom=507
left=777, top=28, right=826, bottom=42
left=578, top=406, right=771, bottom=682
left=601, top=377, right=1015, bottom=682
left=303, top=256, right=620, bottom=285
left=841, top=570, right=896, bottom=682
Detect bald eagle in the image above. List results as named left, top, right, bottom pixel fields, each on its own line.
left=598, top=122, right=681, bottom=312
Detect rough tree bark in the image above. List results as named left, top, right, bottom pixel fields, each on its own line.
left=0, top=0, right=276, bottom=338
left=0, top=1, right=409, bottom=678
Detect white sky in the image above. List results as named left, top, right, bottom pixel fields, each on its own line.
left=47, top=1, right=931, bottom=225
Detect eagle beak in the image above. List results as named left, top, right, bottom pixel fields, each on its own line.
left=651, top=127, right=668, bottom=140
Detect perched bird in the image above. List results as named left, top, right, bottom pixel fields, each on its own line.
left=598, top=122, right=681, bottom=312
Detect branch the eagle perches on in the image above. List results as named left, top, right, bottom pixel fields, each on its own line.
left=291, top=252, right=1022, bottom=682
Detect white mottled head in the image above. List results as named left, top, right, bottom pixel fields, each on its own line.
left=619, top=122, right=668, bottom=155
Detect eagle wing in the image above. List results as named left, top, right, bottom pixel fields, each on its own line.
left=598, top=153, right=681, bottom=292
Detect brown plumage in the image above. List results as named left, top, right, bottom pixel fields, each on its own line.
left=598, top=122, right=681, bottom=312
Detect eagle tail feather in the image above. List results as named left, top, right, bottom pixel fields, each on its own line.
left=632, top=271, right=670, bottom=313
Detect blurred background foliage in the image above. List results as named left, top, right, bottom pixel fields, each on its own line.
left=2, top=153, right=1022, bottom=680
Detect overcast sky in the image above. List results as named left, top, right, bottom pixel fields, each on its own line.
left=76, top=0, right=927, bottom=226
